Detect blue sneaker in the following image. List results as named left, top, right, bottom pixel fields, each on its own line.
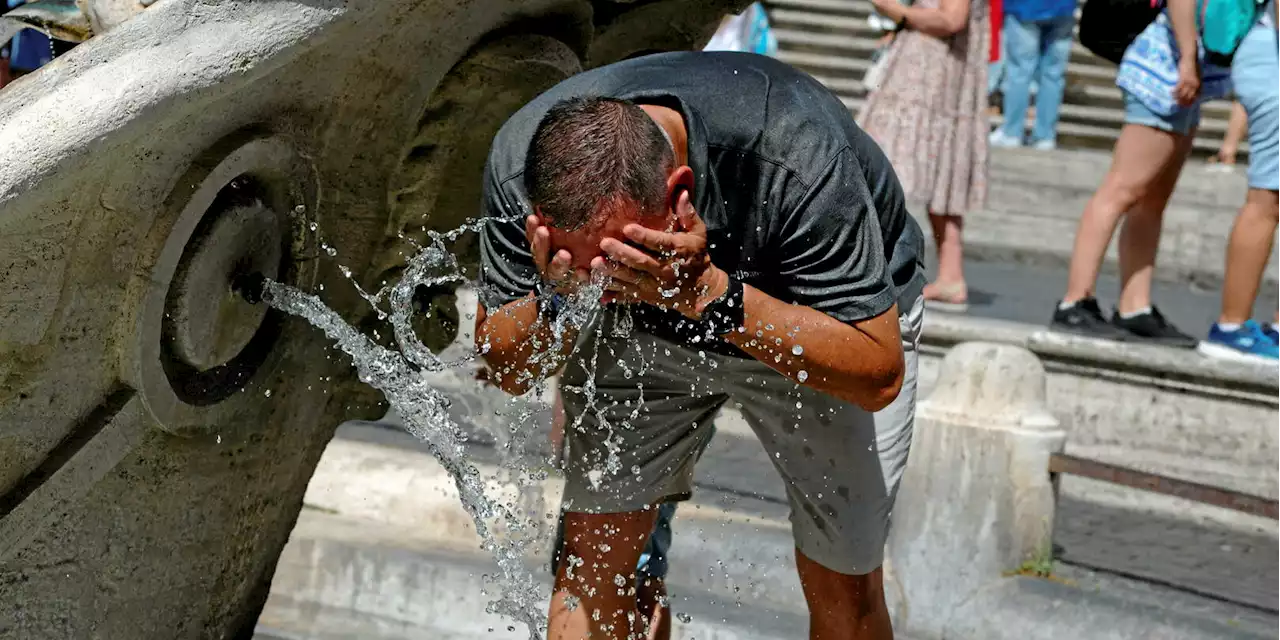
left=1264, top=323, right=1279, bottom=345
left=1197, top=320, right=1280, bottom=362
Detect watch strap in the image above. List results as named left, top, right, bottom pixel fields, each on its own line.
left=701, top=277, right=745, bottom=336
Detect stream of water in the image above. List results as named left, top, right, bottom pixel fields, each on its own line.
left=259, top=227, right=613, bottom=639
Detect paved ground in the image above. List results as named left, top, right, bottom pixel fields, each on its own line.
left=929, top=259, right=1280, bottom=340
left=255, top=428, right=1276, bottom=639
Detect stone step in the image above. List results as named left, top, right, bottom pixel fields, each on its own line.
left=970, top=145, right=1275, bottom=287
left=269, top=426, right=1278, bottom=635
left=260, top=509, right=813, bottom=640
left=834, top=94, right=1233, bottom=153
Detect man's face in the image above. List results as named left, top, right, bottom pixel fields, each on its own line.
left=543, top=203, right=673, bottom=273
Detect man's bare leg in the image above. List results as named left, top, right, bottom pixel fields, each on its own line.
left=550, top=510, right=659, bottom=640
left=796, top=550, right=892, bottom=640
left=636, top=575, right=671, bottom=640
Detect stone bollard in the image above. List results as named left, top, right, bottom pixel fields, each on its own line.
left=885, top=342, right=1066, bottom=637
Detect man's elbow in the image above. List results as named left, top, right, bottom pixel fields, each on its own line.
left=475, top=338, right=533, bottom=397
left=853, top=352, right=905, bottom=412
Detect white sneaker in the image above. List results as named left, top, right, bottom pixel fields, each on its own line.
left=1031, top=139, right=1057, bottom=151
left=988, top=130, right=1023, bottom=148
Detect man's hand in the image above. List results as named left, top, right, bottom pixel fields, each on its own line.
left=526, top=215, right=587, bottom=293
left=592, top=191, right=729, bottom=319
left=1173, top=59, right=1201, bottom=107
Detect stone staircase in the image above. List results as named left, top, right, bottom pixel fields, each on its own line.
left=764, top=0, right=1237, bottom=154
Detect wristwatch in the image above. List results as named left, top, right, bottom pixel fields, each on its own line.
left=700, top=277, right=745, bottom=336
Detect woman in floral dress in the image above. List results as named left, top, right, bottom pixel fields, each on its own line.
left=860, top=0, right=991, bottom=311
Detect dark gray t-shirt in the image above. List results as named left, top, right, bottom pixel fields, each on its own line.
left=478, top=51, right=925, bottom=356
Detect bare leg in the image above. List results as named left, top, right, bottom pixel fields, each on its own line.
left=550, top=510, right=659, bottom=640
left=1062, top=124, right=1186, bottom=304
left=923, top=212, right=967, bottom=304
left=1115, top=131, right=1195, bottom=315
left=796, top=550, right=892, bottom=640
left=1219, top=188, right=1280, bottom=324
left=636, top=575, right=671, bottom=640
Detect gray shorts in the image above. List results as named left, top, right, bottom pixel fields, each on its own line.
left=558, top=300, right=922, bottom=575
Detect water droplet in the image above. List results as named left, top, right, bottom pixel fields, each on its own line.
left=308, top=222, right=318, bottom=231
left=792, top=345, right=804, bottom=356
left=264, top=389, right=272, bottom=397
left=294, top=204, right=306, bottom=214
left=797, top=370, right=808, bottom=383
left=676, top=612, right=693, bottom=623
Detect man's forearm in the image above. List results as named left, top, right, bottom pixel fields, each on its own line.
left=475, top=294, right=578, bottom=396
left=722, top=285, right=905, bottom=411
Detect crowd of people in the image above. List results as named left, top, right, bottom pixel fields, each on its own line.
left=861, top=0, right=1278, bottom=361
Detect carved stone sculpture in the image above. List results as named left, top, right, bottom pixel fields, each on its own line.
left=0, top=0, right=744, bottom=637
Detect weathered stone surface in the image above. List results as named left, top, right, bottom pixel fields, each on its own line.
left=885, top=342, right=1066, bottom=637
left=0, top=1, right=744, bottom=637
left=918, top=313, right=1279, bottom=497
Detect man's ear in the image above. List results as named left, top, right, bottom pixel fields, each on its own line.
left=665, top=165, right=695, bottom=215
left=531, top=206, right=559, bottom=233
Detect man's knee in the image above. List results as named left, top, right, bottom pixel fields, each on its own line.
left=557, top=510, right=658, bottom=587
left=797, top=552, right=888, bottom=620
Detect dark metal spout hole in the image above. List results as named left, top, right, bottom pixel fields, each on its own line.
left=232, top=271, right=266, bottom=305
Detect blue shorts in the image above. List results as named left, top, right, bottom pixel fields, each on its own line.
left=1122, top=90, right=1201, bottom=135
left=1232, top=23, right=1279, bottom=192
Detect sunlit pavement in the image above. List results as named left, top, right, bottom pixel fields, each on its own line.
left=254, top=424, right=1276, bottom=640
left=929, top=258, right=1279, bottom=340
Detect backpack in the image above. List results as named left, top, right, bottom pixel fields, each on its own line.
left=1198, top=0, right=1266, bottom=64
left=1080, top=0, right=1163, bottom=64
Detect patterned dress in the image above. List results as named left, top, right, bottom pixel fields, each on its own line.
left=858, top=0, right=991, bottom=217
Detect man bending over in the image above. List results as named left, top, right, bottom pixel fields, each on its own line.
left=475, top=51, right=925, bottom=640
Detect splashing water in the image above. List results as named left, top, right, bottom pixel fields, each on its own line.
left=254, top=214, right=759, bottom=638
left=257, top=229, right=605, bottom=639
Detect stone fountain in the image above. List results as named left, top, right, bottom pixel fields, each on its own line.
left=0, top=1, right=744, bottom=637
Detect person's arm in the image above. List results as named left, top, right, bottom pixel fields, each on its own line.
left=1167, top=0, right=1201, bottom=105
left=724, top=289, right=904, bottom=411
left=1217, top=101, right=1247, bottom=164
left=596, top=180, right=906, bottom=412
left=473, top=160, right=587, bottom=396
left=871, top=0, right=971, bottom=38
left=474, top=294, right=578, bottom=396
